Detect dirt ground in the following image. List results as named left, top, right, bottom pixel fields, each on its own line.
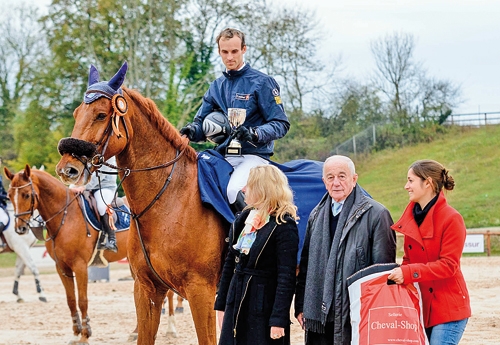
left=0, top=256, right=498, bottom=345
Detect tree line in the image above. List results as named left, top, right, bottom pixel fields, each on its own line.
left=0, top=0, right=461, bottom=173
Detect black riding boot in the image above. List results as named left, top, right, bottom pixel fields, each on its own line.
left=0, top=222, right=5, bottom=251
left=230, top=190, right=247, bottom=214
left=101, top=213, right=118, bottom=253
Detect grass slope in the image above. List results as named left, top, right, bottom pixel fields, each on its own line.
left=356, top=125, right=500, bottom=228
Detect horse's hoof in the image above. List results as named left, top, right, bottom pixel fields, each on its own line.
left=127, top=333, right=138, bottom=342
left=166, top=331, right=178, bottom=338
left=39, top=296, right=48, bottom=302
left=67, top=336, right=89, bottom=345
left=16, top=298, right=24, bottom=303
left=175, top=307, right=184, bottom=314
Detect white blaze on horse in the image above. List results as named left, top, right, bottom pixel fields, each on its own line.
left=0, top=202, right=47, bottom=303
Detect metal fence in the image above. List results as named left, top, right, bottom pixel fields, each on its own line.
left=332, top=125, right=377, bottom=158
left=444, top=111, right=500, bottom=126
left=332, top=111, right=500, bottom=158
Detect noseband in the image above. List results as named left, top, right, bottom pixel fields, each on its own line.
left=9, top=180, right=38, bottom=225
left=9, top=178, right=79, bottom=241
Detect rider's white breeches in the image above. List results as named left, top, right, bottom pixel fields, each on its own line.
left=93, top=188, right=116, bottom=216
left=225, top=155, right=269, bottom=204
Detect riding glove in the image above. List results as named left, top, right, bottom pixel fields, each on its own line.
left=180, top=124, right=196, bottom=140
left=235, top=126, right=258, bottom=142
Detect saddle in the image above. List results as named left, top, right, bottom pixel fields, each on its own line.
left=81, top=190, right=125, bottom=225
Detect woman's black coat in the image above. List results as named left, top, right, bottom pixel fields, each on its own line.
left=214, top=209, right=299, bottom=345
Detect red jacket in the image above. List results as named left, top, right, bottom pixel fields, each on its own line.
left=391, top=191, right=471, bottom=328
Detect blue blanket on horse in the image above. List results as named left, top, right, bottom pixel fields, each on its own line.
left=80, top=196, right=131, bottom=232
left=197, top=150, right=327, bottom=261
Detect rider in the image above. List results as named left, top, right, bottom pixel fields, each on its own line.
left=180, top=28, right=290, bottom=211
left=0, top=158, right=9, bottom=234
left=70, top=156, right=119, bottom=252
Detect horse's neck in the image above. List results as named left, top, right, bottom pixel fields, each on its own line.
left=34, top=174, right=73, bottom=221
left=117, top=108, right=197, bottom=209
left=121, top=105, right=195, bottom=171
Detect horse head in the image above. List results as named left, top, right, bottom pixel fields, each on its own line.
left=4, top=165, right=39, bottom=235
left=56, top=62, right=131, bottom=185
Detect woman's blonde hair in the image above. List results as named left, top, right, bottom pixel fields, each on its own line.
left=244, top=165, right=298, bottom=224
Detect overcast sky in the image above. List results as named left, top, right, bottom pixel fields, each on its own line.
left=276, top=0, right=500, bottom=114
left=3, top=0, right=499, bottom=114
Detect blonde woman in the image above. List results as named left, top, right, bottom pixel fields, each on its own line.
left=214, top=165, right=299, bottom=345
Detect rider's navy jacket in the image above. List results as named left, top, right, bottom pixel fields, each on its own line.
left=0, top=177, right=7, bottom=209
left=190, top=63, right=290, bottom=158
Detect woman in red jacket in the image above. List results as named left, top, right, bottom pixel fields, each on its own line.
left=388, top=159, right=471, bottom=345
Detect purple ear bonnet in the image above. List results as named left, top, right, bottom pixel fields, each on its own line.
left=84, top=62, right=128, bottom=104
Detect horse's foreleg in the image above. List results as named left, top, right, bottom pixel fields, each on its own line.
left=13, top=256, right=25, bottom=302
left=21, top=249, right=48, bottom=303
left=175, top=294, right=184, bottom=314
left=134, top=278, right=166, bottom=345
left=165, top=289, right=177, bottom=338
left=166, top=290, right=174, bottom=316
left=57, top=268, right=81, bottom=338
left=186, top=282, right=217, bottom=345
left=74, top=265, right=91, bottom=343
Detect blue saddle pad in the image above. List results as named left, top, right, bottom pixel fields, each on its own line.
left=81, top=196, right=131, bottom=231
left=270, top=159, right=327, bottom=259
left=197, top=150, right=235, bottom=225
left=197, top=150, right=327, bottom=262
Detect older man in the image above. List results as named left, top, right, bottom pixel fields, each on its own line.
left=295, top=155, right=396, bottom=345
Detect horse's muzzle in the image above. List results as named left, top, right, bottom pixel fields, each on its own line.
left=15, top=224, right=30, bottom=235
left=58, top=137, right=97, bottom=157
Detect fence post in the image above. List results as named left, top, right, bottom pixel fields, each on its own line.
left=353, top=136, right=357, bottom=159
left=486, top=230, right=491, bottom=256
left=372, top=124, right=376, bottom=145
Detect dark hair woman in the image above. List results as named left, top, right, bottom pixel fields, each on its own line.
left=388, top=159, right=471, bottom=345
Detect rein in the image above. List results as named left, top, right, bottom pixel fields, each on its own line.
left=10, top=179, right=80, bottom=242
left=63, top=90, right=190, bottom=296
left=10, top=178, right=82, bottom=279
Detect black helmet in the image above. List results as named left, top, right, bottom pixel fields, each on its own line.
left=203, top=111, right=231, bottom=144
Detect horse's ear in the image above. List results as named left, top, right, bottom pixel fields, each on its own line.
left=88, top=64, right=100, bottom=87
left=24, top=164, right=31, bottom=178
left=4, top=167, right=14, bottom=181
left=108, top=61, right=128, bottom=91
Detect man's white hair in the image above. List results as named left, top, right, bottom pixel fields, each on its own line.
left=323, top=155, right=356, bottom=176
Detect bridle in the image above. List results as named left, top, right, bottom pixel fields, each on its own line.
left=10, top=181, right=37, bottom=221
left=60, top=89, right=188, bottom=219
left=58, top=88, right=189, bottom=296
left=9, top=179, right=79, bottom=241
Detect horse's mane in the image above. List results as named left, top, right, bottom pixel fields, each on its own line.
left=123, top=87, right=197, bottom=162
left=30, top=169, right=66, bottom=189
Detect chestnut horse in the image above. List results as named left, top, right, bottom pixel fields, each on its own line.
left=56, top=62, right=226, bottom=345
left=4, top=165, right=129, bottom=344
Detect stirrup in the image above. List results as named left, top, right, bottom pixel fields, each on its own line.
left=104, top=242, right=118, bottom=253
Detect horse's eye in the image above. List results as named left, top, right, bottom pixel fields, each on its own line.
left=23, top=193, right=31, bottom=200
left=96, top=113, right=107, bottom=121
